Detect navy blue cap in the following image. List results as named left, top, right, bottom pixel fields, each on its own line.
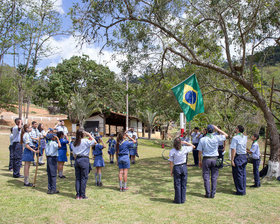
left=49, top=128, right=54, bottom=131
left=46, top=133, right=56, bottom=140
left=207, top=125, right=214, bottom=133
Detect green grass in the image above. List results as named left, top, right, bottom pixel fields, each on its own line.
left=0, top=135, right=279, bottom=224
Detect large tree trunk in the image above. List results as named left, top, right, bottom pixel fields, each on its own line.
left=248, top=86, right=280, bottom=178
left=18, top=87, right=23, bottom=120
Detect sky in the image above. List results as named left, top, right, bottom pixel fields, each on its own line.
left=4, top=0, right=123, bottom=75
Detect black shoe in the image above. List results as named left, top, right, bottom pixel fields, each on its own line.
left=210, top=195, right=215, bottom=198
left=24, top=183, right=33, bottom=187
left=13, top=175, right=24, bottom=178
left=110, top=161, right=113, bottom=164
left=33, top=162, right=36, bottom=166
left=50, top=190, right=59, bottom=194
left=81, top=196, right=88, bottom=199
left=250, top=185, right=257, bottom=188
left=59, top=175, right=66, bottom=179
left=99, top=182, right=103, bottom=187
left=38, top=162, right=45, bottom=166
left=204, top=195, right=210, bottom=198
left=96, top=182, right=100, bottom=186
left=47, top=190, right=52, bottom=194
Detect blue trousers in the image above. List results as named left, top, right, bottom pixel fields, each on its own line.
left=47, top=156, right=58, bottom=191
left=193, top=143, right=199, bottom=166
left=75, top=157, right=89, bottom=198
left=218, top=146, right=224, bottom=168
left=9, top=145, right=13, bottom=170
left=202, top=158, right=219, bottom=197
left=12, top=142, right=23, bottom=177
left=252, top=159, right=261, bottom=187
left=232, top=154, right=247, bottom=195
left=173, top=163, right=188, bottom=204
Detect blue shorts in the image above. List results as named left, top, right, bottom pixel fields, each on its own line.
left=58, top=149, right=68, bottom=162
left=129, top=148, right=137, bottom=156
left=108, top=148, right=115, bottom=155
left=93, top=156, right=105, bottom=167
left=22, top=148, right=34, bottom=162
left=118, top=155, right=130, bottom=169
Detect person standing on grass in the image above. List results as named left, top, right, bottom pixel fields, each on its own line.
left=190, top=127, right=200, bottom=166
left=30, top=121, right=40, bottom=166
left=72, top=129, right=96, bottom=200
left=45, top=133, right=61, bottom=194
left=21, top=124, right=39, bottom=187
left=107, top=134, right=116, bottom=164
left=246, top=133, right=261, bottom=188
left=214, top=126, right=226, bottom=169
left=230, top=125, right=248, bottom=196
left=93, top=137, right=106, bottom=186
left=116, top=131, right=136, bottom=192
left=9, top=127, right=13, bottom=171
left=57, top=131, right=69, bottom=179
left=197, top=125, right=228, bottom=198
left=169, top=137, right=195, bottom=204
left=38, top=123, right=47, bottom=165
left=11, top=118, right=23, bottom=178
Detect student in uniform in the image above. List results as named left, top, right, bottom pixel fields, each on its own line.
left=169, top=137, right=195, bottom=204
left=57, top=131, right=69, bottom=178
left=9, top=128, right=13, bottom=171
left=30, top=121, right=40, bottom=166
left=107, top=134, right=116, bottom=164
left=21, top=124, right=39, bottom=187
left=129, top=135, right=138, bottom=164
left=11, top=118, right=23, bottom=178
left=55, top=120, right=68, bottom=136
left=45, top=133, right=61, bottom=194
left=72, top=129, right=96, bottom=199
left=197, top=125, right=228, bottom=198
left=215, top=126, right=226, bottom=168
left=230, top=125, right=248, bottom=196
left=247, top=133, right=261, bottom=188
left=69, top=137, right=75, bottom=167
left=93, top=137, right=106, bottom=186
left=190, top=127, right=200, bottom=166
left=116, top=131, right=136, bottom=192
left=38, top=123, right=47, bottom=165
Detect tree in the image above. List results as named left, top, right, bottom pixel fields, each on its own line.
left=71, top=0, right=280, bottom=177
left=139, top=110, right=157, bottom=139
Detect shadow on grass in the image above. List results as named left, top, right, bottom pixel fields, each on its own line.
left=1, top=155, right=269, bottom=201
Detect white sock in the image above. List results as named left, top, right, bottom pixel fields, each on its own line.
left=59, top=170, right=63, bottom=177
left=24, top=176, right=29, bottom=184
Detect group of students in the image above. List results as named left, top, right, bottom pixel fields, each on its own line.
left=9, top=118, right=139, bottom=199
left=169, top=124, right=261, bottom=204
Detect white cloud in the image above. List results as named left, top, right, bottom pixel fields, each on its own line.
left=29, top=0, right=64, bottom=14
left=39, top=36, right=123, bottom=74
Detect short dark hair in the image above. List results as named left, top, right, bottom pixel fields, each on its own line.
left=32, top=121, right=37, bottom=125
left=237, top=125, right=244, bottom=133
left=253, top=133, right=259, bottom=140
left=57, top=131, right=64, bottom=139
left=14, top=118, right=21, bottom=125
left=173, top=137, right=181, bottom=150
left=194, top=127, right=200, bottom=130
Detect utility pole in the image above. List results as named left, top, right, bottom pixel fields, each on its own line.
left=126, top=74, right=129, bottom=131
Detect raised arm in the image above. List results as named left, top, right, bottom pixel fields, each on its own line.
left=213, top=125, right=228, bottom=138
left=182, top=141, right=195, bottom=148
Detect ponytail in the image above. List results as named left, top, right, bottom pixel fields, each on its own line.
left=20, top=124, right=30, bottom=144
left=74, top=129, right=84, bottom=147
left=116, top=132, right=124, bottom=152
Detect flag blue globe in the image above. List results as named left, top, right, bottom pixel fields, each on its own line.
left=185, top=91, right=197, bottom=104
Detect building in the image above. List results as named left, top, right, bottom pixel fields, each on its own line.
left=84, top=111, right=144, bottom=137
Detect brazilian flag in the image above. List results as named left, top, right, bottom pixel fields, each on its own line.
left=172, top=74, right=204, bottom=122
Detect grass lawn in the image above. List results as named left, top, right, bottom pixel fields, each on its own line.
left=0, top=134, right=279, bottom=224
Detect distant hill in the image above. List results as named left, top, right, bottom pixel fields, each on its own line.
left=250, top=45, right=280, bottom=66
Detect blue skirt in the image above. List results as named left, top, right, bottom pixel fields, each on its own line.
left=93, top=156, right=105, bottom=167
left=108, top=147, right=115, bottom=155
left=129, top=148, right=137, bottom=156
left=118, top=155, right=130, bottom=169
left=22, top=148, right=34, bottom=162
left=58, top=149, right=68, bottom=162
